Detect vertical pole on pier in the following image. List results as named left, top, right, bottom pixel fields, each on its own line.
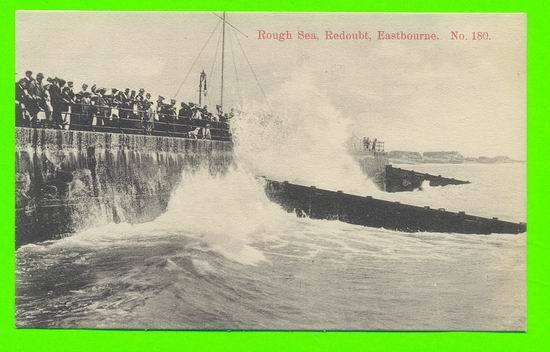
left=220, top=12, right=226, bottom=112
left=199, top=70, right=206, bottom=106
left=199, top=72, right=203, bottom=106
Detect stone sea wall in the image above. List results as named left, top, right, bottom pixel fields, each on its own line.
left=15, top=128, right=233, bottom=245
left=353, top=151, right=389, bottom=190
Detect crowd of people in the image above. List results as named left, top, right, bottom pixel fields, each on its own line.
left=15, top=70, right=234, bottom=139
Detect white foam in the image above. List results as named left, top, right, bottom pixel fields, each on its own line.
left=230, top=68, right=379, bottom=195
left=157, top=168, right=290, bottom=266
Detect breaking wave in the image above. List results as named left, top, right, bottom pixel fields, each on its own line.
left=231, top=68, right=379, bottom=194
left=34, top=168, right=296, bottom=266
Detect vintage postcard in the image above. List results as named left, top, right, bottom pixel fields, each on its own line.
left=15, top=12, right=525, bottom=330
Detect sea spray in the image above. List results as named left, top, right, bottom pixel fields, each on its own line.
left=230, top=68, right=379, bottom=195
left=37, top=168, right=295, bottom=266
left=157, top=168, right=295, bottom=265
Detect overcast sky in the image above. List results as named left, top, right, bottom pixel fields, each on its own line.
left=16, top=12, right=525, bottom=159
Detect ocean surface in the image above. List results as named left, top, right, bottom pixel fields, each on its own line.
left=16, top=163, right=525, bottom=331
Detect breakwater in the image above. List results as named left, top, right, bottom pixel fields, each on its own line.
left=263, top=179, right=526, bottom=235
left=385, top=165, right=470, bottom=192
left=15, top=127, right=233, bottom=245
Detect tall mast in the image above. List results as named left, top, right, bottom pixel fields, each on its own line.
left=220, top=12, right=226, bottom=112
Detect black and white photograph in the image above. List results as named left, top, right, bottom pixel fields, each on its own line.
left=15, top=11, right=525, bottom=330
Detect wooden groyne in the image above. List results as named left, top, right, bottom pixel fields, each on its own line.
left=385, top=165, right=470, bottom=192
left=263, top=179, right=525, bottom=235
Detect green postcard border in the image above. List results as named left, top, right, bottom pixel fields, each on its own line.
left=1, top=1, right=548, bottom=351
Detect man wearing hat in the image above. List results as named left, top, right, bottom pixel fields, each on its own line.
left=201, top=105, right=212, bottom=139
left=128, top=90, right=138, bottom=119
left=144, top=92, right=152, bottom=105
left=201, top=105, right=210, bottom=121
left=107, top=88, right=121, bottom=121
left=158, top=97, right=175, bottom=124
left=178, top=101, right=192, bottom=120
left=81, top=91, right=93, bottom=126
left=72, top=84, right=86, bottom=124
left=141, top=93, right=154, bottom=133
left=23, top=70, right=34, bottom=85
left=132, top=89, right=145, bottom=120
left=215, top=104, right=223, bottom=122
left=23, top=74, right=39, bottom=121
left=136, top=88, right=145, bottom=102
left=93, top=88, right=109, bottom=126
left=49, top=78, right=64, bottom=128
left=118, top=88, right=130, bottom=119
left=167, top=99, right=177, bottom=123
left=155, top=96, right=165, bottom=122
left=15, top=78, right=32, bottom=126
left=28, top=73, right=51, bottom=125
left=44, top=77, right=53, bottom=90
left=79, top=83, right=89, bottom=95
left=60, top=81, right=75, bottom=129
left=176, top=102, right=193, bottom=135
left=190, top=102, right=202, bottom=119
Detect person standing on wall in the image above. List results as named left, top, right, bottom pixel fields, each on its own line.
left=49, top=78, right=64, bottom=129
left=61, top=81, right=75, bottom=129
left=28, top=73, right=50, bottom=126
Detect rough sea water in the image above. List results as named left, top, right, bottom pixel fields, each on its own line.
left=15, top=163, right=526, bottom=331
left=15, top=78, right=525, bottom=330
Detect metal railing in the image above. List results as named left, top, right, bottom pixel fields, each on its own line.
left=374, top=141, right=384, bottom=152
left=16, top=103, right=233, bottom=141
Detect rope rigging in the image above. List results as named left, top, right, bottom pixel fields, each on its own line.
left=233, top=28, right=271, bottom=107
left=228, top=27, right=243, bottom=107
left=205, top=24, right=223, bottom=107
left=173, top=13, right=270, bottom=112
left=210, top=12, right=249, bottom=38
left=208, top=24, right=223, bottom=90
left=172, top=20, right=221, bottom=100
